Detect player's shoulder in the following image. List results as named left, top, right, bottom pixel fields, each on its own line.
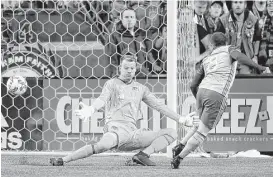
left=104, top=78, right=117, bottom=87
left=227, top=45, right=240, bottom=53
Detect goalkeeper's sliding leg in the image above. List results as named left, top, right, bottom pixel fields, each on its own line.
left=50, top=126, right=177, bottom=166
left=50, top=132, right=118, bottom=166
left=126, top=128, right=177, bottom=166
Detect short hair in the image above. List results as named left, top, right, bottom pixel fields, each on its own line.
left=211, top=32, right=227, bottom=47
left=121, top=8, right=136, bottom=19
left=231, top=0, right=247, bottom=5
left=194, top=1, right=209, bottom=5
left=120, top=54, right=137, bottom=65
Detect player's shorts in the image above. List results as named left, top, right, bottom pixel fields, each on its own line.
left=103, top=120, right=165, bottom=151
left=196, top=88, right=227, bottom=129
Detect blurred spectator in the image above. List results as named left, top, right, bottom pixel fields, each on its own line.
left=258, top=0, right=273, bottom=73
left=217, top=0, right=260, bottom=74
left=148, top=24, right=167, bottom=74
left=128, top=0, right=150, bottom=30
left=1, top=0, right=19, bottom=9
left=251, top=0, right=267, bottom=19
left=111, top=1, right=127, bottom=24
left=222, top=1, right=230, bottom=14
left=177, top=1, right=210, bottom=63
left=105, top=8, right=150, bottom=77
left=194, top=1, right=210, bottom=31
left=206, top=1, right=224, bottom=34
left=193, top=1, right=211, bottom=57
left=1, top=19, right=10, bottom=44
left=142, top=1, right=167, bottom=74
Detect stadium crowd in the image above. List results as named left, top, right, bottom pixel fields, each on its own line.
left=191, top=0, right=273, bottom=74
left=1, top=0, right=273, bottom=77
left=1, top=0, right=167, bottom=78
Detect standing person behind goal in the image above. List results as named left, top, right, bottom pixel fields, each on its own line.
left=171, top=32, right=267, bottom=169
left=50, top=55, right=193, bottom=166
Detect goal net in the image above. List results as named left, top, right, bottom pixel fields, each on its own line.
left=177, top=0, right=205, bottom=153
left=1, top=0, right=174, bottom=155
left=1, top=0, right=201, bottom=157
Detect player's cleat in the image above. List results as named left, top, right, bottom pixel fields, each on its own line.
left=132, top=151, right=156, bottom=166
left=50, top=158, right=64, bottom=166
left=172, top=143, right=185, bottom=158
left=125, top=159, right=142, bottom=166
left=171, top=156, right=183, bottom=169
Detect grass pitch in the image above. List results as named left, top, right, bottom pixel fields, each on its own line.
left=1, top=154, right=273, bottom=177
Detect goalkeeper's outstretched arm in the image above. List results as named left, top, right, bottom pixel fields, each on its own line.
left=90, top=80, right=112, bottom=112
left=76, top=80, right=112, bottom=121
left=142, top=87, right=181, bottom=123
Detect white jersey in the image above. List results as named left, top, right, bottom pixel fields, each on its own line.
left=199, top=45, right=238, bottom=97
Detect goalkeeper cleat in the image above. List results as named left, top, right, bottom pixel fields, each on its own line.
left=172, top=143, right=185, bottom=158
left=132, top=151, right=156, bottom=166
left=171, top=156, right=183, bottom=169
left=50, top=158, right=64, bottom=166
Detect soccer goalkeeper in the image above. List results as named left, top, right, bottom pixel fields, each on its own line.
left=50, top=55, right=192, bottom=166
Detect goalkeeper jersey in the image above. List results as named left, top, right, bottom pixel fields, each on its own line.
left=92, top=78, right=179, bottom=125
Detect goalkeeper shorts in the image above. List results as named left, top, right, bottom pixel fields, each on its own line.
left=196, top=88, right=227, bottom=129
left=103, top=120, right=160, bottom=151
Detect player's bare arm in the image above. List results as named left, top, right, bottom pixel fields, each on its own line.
left=229, top=47, right=267, bottom=72
left=190, top=64, right=205, bottom=98
left=195, top=47, right=213, bottom=64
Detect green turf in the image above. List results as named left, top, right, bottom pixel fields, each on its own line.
left=1, top=155, right=273, bottom=177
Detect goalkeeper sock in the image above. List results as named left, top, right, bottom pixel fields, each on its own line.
left=63, top=144, right=95, bottom=163
left=143, top=134, right=176, bottom=156
left=178, top=131, right=206, bottom=159
left=180, top=126, right=198, bottom=145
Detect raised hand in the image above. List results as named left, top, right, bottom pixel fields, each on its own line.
left=74, top=102, right=95, bottom=122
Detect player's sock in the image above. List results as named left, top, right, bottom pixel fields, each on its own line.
left=62, top=144, right=96, bottom=163
left=180, top=126, right=198, bottom=145
left=178, top=131, right=206, bottom=159
left=143, top=134, right=175, bottom=156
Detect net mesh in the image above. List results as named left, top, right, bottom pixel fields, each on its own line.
left=177, top=1, right=205, bottom=153
left=1, top=0, right=170, bottom=152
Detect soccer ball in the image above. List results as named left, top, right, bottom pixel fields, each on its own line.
left=6, top=75, right=28, bottom=95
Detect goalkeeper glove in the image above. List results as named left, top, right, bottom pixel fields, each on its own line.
left=179, top=112, right=200, bottom=127
left=74, top=102, right=95, bottom=122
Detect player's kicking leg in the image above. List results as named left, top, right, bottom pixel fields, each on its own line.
left=172, top=126, right=198, bottom=157
left=50, top=132, right=118, bottom=166
left=124, top=128, right=177, bottom=166
left=171, top=89, right=227, bottom=169
left=172, top=111, right=200, bottom=157
left=172, top=112, right=199, bottom=158
left=171, top=121, right=209, bottom=169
